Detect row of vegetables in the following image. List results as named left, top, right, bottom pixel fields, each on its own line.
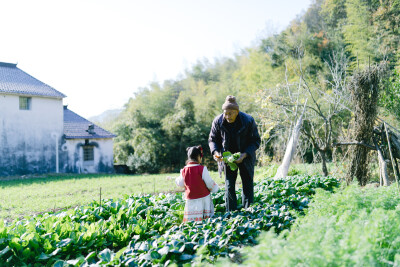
left=0, top=175, right=339, bottom=266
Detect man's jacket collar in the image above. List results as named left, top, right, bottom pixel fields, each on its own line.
left=219, top=112, right=246, bottom=134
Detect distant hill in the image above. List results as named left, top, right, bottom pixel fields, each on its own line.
left=89, top=109, right=122, bottom=130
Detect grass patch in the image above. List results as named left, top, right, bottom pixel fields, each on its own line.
left=255, top=162, right=349, bottom=181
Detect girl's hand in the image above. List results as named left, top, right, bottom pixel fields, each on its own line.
left=166, top=176, right=174, bottom=180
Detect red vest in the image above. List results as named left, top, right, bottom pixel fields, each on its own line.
left=182, top=164, right=210, bottom=199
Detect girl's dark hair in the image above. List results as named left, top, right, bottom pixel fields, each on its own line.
left=186, top=145, right=203, bottom=163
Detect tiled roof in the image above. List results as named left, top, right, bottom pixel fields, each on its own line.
left=64, top=106, right=116, bottom=139
left=0, top=62, right=66, bottom=98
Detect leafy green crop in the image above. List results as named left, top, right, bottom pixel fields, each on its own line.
left=0, top=175, right=339, bottom=266
left=233, top=184, right=400, bottom=266
left=222, top=151, right=241, bottom=171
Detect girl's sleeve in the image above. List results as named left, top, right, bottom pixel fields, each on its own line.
left=202, top=166, right=219, bottom=193
left=175, top=169, right=185, bottom=188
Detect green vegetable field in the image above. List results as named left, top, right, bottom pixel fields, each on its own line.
left=0, top=173, right=224, bottom=222
left=0, top=175, right=339, bottom=266
left=229, top=183, right=400, bottom=266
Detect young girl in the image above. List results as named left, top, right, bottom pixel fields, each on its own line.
left=175, top=145, right=219, bottom=222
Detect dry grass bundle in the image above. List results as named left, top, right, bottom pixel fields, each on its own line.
left=346, top=63, right=387, bottom=185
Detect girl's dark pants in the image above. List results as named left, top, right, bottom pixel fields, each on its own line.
left=224, top=163, right=254, bottom=211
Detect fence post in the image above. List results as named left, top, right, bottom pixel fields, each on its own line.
left=384, top=123, right=400, bottom=193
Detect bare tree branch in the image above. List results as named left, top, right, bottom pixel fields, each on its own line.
left=333, top=142, right=376, bottom=150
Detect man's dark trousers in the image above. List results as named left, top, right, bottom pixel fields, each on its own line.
left=224, top=163, right=254, bottom=211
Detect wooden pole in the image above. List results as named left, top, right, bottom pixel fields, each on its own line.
left=394, top=158, right=400, bottom=186
left=384, top=123, right=400, bottom=193
left=390, top=135, right=400, bottom=159
left=373, top=137, right=389, bottom=186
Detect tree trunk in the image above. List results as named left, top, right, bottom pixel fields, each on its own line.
left=274, top=100, right=307, bottom=179
left=320, top=150, right=328, bottom=177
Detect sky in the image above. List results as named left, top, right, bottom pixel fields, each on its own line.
left=0, top=0, right=312, bottom=119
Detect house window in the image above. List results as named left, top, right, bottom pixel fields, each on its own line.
left=83, top=146, right=94, bottom=161
left=19, top=96, right=31, bottom=110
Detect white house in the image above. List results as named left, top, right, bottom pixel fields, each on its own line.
left=62, top=106, right=115, bottom=173
left=0, top=62, right=115, bottom=176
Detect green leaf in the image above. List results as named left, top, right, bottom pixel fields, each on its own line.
left=50, top=248, right=61, bottom=256
left=37, top=252, right=50, bottom=260
left=0, top=246, right=10, bottom=257
left=53, top=260, right=65, bottom=267
left=57, top=238, right=72, bottom=248
left=179, top=244, right=186, bottom=253
left=98, top=248, right=112, bottom=263
left=150, top=250, right=161, bottom=259
left=66, top=258, right=81, bottom=265
left=115, top=246, right=128, bottom=259
left=85, top=251, right=97, bottom=262
left=179, top=254, right=194, bottom=261
left=222, top=151, right=232, bottom=157
left=158, top=246, right=170, bottom=255
left=9, top=238, right=22, bottom=251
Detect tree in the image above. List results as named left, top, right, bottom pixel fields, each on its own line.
left=343, top=0, right=378, bottom=67
left=256, top=48, right=351, bottom=176
left=372, top=0, right=400, bottom=68
left=126, top=127, right=164, bottom=173
left=160, top=95, right=212, bottom=169
left=320, top=0, right=347, bottom=29
left=380, top=70, right=400, bottom=123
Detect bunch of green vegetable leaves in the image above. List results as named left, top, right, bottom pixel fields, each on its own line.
left=222, top=151, right=241, bottom=171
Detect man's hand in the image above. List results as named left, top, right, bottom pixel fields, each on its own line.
left=213, top=151, right=223, bottom=162
left=235, top=153, right=247, bottom=164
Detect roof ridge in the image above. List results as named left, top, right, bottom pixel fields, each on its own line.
left=0, top=62, right=17, bottom=68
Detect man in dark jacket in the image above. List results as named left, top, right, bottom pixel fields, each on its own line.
left=208, top=95, right=261, bottom=211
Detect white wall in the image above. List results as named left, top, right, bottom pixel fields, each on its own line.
left=62, top=138, right=114, bottom=173
left=0, top=93, right=63, bottom=175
